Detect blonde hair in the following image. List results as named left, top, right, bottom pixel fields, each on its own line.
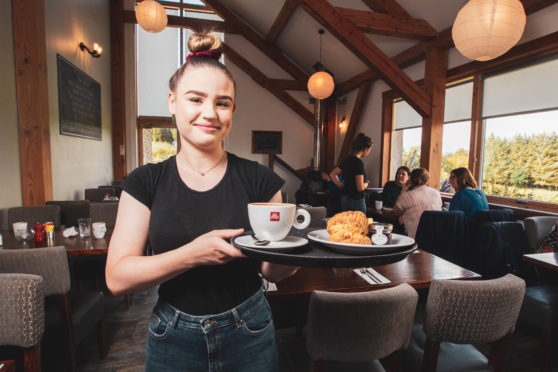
left=169, top=31, right=235, bottom=93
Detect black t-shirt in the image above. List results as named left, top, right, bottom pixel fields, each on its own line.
left=339, top=155, right=366, bottom=199
left=121, top=153, right=285, bottom=315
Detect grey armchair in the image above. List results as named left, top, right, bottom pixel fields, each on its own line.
left=89, top=202, right=118, bottom=228
left=524, top=216, right=557, bottom=252
left=0, top=274, right=44, bottom=372
left=7, top=205, right=61, bottom=230
left=0, top=247, right=105, bottom=372
left=307, top=283, right=418, bottom=371
left=404, top=274, right=526, bottom=372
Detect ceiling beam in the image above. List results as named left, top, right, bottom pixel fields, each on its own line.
left=265, top=0, right=298, bottom=44
left=202, top=0, right=309, bottom=82
left=296, top=0, right=431, bottom=118
left=337, top=80, right=373, bottom=164
left=361, top=0, right=411, bottom=17
left=220, top=43, right=314, bottom=125
left=271, top=79, right=307, bottom=90
left=337, top=7, right=437, bottom=40
left=122, top=10, right=237, bottom=33
left=521, top=0, right=558, bottom=13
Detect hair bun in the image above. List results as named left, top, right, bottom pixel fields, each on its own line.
left=187, top=32, right=221, bottom=53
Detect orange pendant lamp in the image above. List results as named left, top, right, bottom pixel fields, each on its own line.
left=136, top=0, right=168, bottom=33
left=307, top=30, right=334, bottom=100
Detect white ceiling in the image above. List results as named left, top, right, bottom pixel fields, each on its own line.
left=221, top=0, right=469, bottom=83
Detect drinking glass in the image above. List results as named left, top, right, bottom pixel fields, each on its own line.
left=78, top=217, right=92, bottom=238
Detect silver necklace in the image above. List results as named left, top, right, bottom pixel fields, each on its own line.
left=180, top=152, right=225, bottom=176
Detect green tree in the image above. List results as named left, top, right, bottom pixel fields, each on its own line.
left=152, top=128, right=175, bottom=143
left=402, top=146, right=420, bottom=169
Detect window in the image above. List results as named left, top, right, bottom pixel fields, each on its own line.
left=391, top=100, right=422, bottom=178
left=480, top=58, right=558, bottom=204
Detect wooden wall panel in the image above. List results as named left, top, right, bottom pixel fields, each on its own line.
left=12, top=0, right=53, bottom=205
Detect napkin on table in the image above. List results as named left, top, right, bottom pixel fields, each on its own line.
left=62, top=226, right=78, bottom=237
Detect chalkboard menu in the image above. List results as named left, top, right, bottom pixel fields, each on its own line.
left=57, top=54, right=101, bottom=140
left=252, top=131, right=282, bottom=154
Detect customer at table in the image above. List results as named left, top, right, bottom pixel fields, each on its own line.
left=394, top=168, right=442, bottom=239
left=106, top=32, right=297, bottom=372
left=382, top=165, right=411, bottom=207
left=448, top=167, right=489, bottom=221
left=329, top=133, right=373, bottom=214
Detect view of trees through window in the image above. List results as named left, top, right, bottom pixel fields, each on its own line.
left=141, top=128, right=177, bottom=164
left=481, top=110, right=558, bottom=203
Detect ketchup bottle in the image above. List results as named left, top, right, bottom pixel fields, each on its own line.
left=34, top=223, right=44, bottom=247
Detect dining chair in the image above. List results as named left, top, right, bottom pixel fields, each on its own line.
left=89, top=202, right=118, bottom=228
left=0, top=274, right=44, bottom=372
left=403, top=274, right=526, bottom=372
left=98, top=185, right=121, bottom=198
left=45, top=200, right=90, bottom=228
left=7, top=205, right=61, bottom=230
left=415, top=210, right=468, bottom=268
left=0, top=247, right=105, bottom=372
left=306, top=283, right=418, bottom=372
left=84, top=188, right=115, bottom=202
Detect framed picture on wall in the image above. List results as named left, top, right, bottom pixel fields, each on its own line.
left=57, top=54, right=102, bottom=140
left=252, top=131, right=282, bottom=154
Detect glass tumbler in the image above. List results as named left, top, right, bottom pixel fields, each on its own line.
left=77, top=217, right=92, bottom=238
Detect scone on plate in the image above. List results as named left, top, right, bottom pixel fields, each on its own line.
left=327, top=211, right=368, bottom=236
left=326, top=211, right=370, bottom=245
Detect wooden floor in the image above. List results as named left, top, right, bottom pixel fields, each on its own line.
left=76, top=288, right=557, bottom=372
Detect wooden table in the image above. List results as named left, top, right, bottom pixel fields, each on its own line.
left=523, top=252, right=558, bottom=272
left=367, top=207, right=400, bottom=225
left=0, top=228, right=113, bottom=256
left=267, top=249, right=481, bottom=328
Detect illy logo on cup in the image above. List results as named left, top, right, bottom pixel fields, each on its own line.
left=270, top=211, right=280, bottom=221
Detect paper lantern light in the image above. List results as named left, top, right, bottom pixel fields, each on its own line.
left=452, top=0, right=526, bottom=61
left=308, top=71, right=335, bottom=100
left=136, top=0, right=168, bottom=33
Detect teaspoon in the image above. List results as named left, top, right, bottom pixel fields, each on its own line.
left=251, top=234, right=270, bottom=246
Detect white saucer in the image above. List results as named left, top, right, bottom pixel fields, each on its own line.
left=233, top=235, right=308, bottom=252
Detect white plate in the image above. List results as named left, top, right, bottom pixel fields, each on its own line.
left=233, top=235, right=308, bottom=252
left=306, top=229, right=415, bottom=255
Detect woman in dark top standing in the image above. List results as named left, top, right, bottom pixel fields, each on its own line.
left=106, top=32, right=297, bottom=372
left=382, top=165, right=411, bottom=207
left=449, top=167, right=489, bottom=221
left=329, top=133, right=373, bottom=214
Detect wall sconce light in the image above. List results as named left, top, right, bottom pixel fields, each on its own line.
left=79, top=42, right=102, bottom=58
left=338, top=115, right=347, bottom=131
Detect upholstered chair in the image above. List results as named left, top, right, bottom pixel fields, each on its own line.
left=307, top=283, right=418, bottom=372
left=0, top=274, right=44, bottom=372
left=7, top=205, right=61, bottom=230
left=404, top=274, right=526, bottom=372
left=0, top=247, right=105, bottom=372
left=89, top=202, right=118, bottom=228
left=84, top=188, right=115, bottom=202
left=45, top=200, right=90, bottom=228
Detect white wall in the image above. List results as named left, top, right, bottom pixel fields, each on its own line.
left=45, top=0, right=113, bottom=200
left=357, top=5, right=558, bottom=188
left=0, top=0, right=22, bottom=228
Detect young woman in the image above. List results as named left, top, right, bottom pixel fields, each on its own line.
left=448, top=167, right=489, bottom=221
left=106, top=32, right=297, bottom=372
left=329, top=133, right=373, bottom=214
left=382, top=165, right=411, bottom=208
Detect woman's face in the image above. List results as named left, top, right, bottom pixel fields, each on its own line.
left=168, top=66, right=235, bottom=151
left=449, top=173, right=458, bottom=190
left=395, top=169, right=409, bottom=186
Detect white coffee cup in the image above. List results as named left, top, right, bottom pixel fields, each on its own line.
left=375, top=200, right=383, bottom=210
left=92, top=222, right=107, bottom=239
left=247, top=203, right=311, bottom=242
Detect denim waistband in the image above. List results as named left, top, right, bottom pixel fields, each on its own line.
left=154, top=288, right=267, bottom=333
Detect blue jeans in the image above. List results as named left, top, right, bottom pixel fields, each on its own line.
left=341, top=195, right=367, bottom=214
left=145, top=289, right=278, bottom=372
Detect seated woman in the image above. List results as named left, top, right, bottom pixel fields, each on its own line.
left=382, top=166, right=411, bottom=208
left=448, top=167, right=489, bottom=221
left=394, top=168, right=442, bottom=238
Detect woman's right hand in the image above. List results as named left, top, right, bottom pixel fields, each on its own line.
left=183, top=228, right=246, bottom=266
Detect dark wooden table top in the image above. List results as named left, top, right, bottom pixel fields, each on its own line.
left=523, top=252, right=558, bottom=272
left=268, top=249, right=481, bottom=297
left=0, top=228, right=113, bottom=256
left=367, top=206, right=399, bottom=224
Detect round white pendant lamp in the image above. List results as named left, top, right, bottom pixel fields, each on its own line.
left=308, top=71, right=335, bottom=100
left=136, top=0, right=168, bottom=33
left=308, top=29, right=334, bottom=100
left=452, top=0, right=526, bottom=61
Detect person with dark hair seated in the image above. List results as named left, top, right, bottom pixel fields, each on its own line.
left=448, top=167, right=488, bottom=221
left=382, top=165, right=411, bottom=208
left=394, top=168, right=442, bottom=239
